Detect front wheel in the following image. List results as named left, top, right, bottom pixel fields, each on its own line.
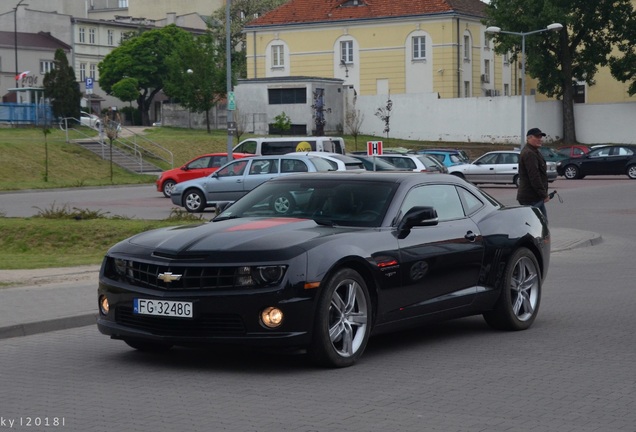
left=183, top=189, right=206, bottom=213
left=627, top=164, right=636, bottom=179
left=563, top=165, right=580, bottom=180
left=162, top=180, right=176, bottom=198
left=308, top=268, right=372, bottom=368
left=483, top=247, right=541, bottom=331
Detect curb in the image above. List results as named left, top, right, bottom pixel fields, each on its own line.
left=0, top=313, right=97, bottom=340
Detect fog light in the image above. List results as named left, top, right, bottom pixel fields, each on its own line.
left=261, top=307, right=283, bottom=328
left=99, top=295, right=110, bottom=315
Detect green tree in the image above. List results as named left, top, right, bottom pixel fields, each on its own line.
left=609, top=13, right=636, bottom=96
left=98, top=25, right=192, bottom=126
left=163, top=33, right=226, bottom=133
left=111, top=77, right=139, bottom=124
left=272, top=112, right=291, bottom=136
left=485, top=0, right=636, bottom=144
left=209, top=0, right=287, bottom=79
left=42, top=49, right=81, bottom=120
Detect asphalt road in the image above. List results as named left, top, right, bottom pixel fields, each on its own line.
left=1, top=176, right=635, bottom=431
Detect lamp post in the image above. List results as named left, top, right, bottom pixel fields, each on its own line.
left=486, top=23, right=563, bottom=148
left=225, top=0, right=233, bottom=158
left=14, top=0, right=26, bottom=86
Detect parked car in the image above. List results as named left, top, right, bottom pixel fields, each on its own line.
left=233, top=136, right=346, bottom=155
left=449, top=150, right=557, bottom=186
left=170, top=154, right=335, bottom=212
left=417, top=149, right=467, bottom=167
left=557, top=145, right=636, bottom=179
left=425, top=148, right=471, bottom=163
left=80, top=111, right=100, bottom=129
left=97, top=172, right=550, bottom=367
left=557, top=145, right=590, bottom=158
left=372, top=154, right=448, bottom=173
left=156, top=153, right=251, bottom=198
left=296, top=152, right=366, bottom=171
left=539, top=146, right=568, bottom=162
left=347, top=154, right=410, bottom=171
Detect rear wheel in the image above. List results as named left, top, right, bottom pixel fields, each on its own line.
left=183, top=189, right=206, bottom=213
left=627, top=164, right=636, bottom=179
left=271, top=192, right=295, bottom=215
left=162, top=180, right=176, bottom=198
left=308, top=268, right=372, bottom=368
left=563, top=165, right=580, bottom=179
left=483, top=247, right=541, bottom=331
left=513, top=175, right=520, bottom=187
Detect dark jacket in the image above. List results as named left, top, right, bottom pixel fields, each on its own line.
left=517, top=144, right=548, bottom=204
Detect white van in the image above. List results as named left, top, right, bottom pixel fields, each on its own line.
left=232, top=136, right=346, bottom=156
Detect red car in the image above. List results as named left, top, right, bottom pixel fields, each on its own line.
left=156, top=152, right=250, bottom=197
left=557, top=145, right=590, bottom=158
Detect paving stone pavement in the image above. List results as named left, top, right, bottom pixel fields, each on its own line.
left=0, top=227, right=601, bottom=340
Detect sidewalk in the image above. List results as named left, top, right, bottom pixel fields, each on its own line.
left=0, top=228, right=602, bottom=340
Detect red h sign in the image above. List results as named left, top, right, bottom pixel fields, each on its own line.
left=367, top=141, right=383, bottom=156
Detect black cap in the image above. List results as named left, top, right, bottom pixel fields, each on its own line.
left=527, top=128, right=546, bottom=137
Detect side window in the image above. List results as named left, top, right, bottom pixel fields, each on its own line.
left=457, top=187, right=484, bottom=215
left=400, top=184, right=465, bottom=221
left=235, top=140, right=257, bottom=154
left=211, top=156, right=228, bottom=167
left=216, top=160, right=248, bottom=177
left=477, top=153, right=498, bottom=164
left=281, top=159, right=309, bottom=172
left=188, top=157, right=210, bottom=169
left=249, top=159, right=277, bottom=175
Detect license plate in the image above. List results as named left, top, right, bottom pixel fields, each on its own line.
left=133, top=299, right=193, bottom=318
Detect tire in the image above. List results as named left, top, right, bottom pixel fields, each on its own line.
left=513, top=175, right=520, bottom=187
left=627, top=164, right=636, bottom=179
left=483, top=247, right=541, bottom=331
left=183, top=188, right=206, bottom=213
left=162, top=180, right=176, bottom=198
left=308, top=268, right=372, bottom=368
left=563, top=164, right=580, bottom=180
left=271, top=192, right=295, bottom=215
left=124, top=339, right=172, bottom=352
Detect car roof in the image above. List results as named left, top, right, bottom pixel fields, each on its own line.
left=268, top=171, right=468, bottom=186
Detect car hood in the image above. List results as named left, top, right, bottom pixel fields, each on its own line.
left=108, top=217, right=354, bottom=260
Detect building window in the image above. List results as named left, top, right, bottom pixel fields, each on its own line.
left=464, top=81, right=470, bottom=97
left=79, top=63, right=86, bottom=81
left=79, top=27, right=85, bottom=43
left=484, top=34, right=491, bottom=49
left=483, top=60, right=491, bottom=83
left=464, top=35, right=470, bottom=60
left=89, top=63, right=96, bottom=79
left=340, top=40, right=353, bottom=64
left=118, top=0, right=128, bottom=7
left=268, top=88, right=307, bottom=105
left=574, top=82, right=586, bottom=103
left=503, top=52, right=510, bottom=64
left=271, top=45, right=284, bottom=68
left=40, top=60, right=55, bottom=74
left=412, top=36, right=426, bottom=60
left=107, top=30, right=114, bottom=46
left=504, top=83, right=509, bottom=96
left=89, top=28, right=96, bottom=44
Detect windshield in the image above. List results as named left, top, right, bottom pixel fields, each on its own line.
left=215, top=178, right=398, bottom=227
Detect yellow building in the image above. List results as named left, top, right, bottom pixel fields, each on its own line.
left=244, top=0, right=512, bottom=99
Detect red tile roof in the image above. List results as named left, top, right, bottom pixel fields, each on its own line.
left=247, top=0, right=487, bottom=28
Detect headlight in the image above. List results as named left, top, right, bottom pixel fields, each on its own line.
left=235, top=265, right=287, bottom=287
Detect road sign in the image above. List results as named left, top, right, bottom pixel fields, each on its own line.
left=85, top=77, right=94, bottom=94
left=228, top=91, right=236, bottom=111
left=367, top=141, right=383, bottom=156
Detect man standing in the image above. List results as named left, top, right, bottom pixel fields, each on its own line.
left=517, top=128, right=550, bottom=220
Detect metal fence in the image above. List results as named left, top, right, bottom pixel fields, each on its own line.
left=0, top=103, right=55, bottom=126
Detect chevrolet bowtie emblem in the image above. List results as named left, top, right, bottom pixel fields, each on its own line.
left=158, top=272, right=182, bottom=283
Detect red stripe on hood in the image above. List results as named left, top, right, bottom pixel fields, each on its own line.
left=225, top=218, right=304, bottom=231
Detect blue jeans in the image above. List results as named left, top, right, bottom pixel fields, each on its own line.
left=533, top=200, right=548, bottom=223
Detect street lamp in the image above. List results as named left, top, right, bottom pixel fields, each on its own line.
left=486, top=23, right=563, bottom=147
left=225, top=0, right=233, bottom=158
left=14, top=0, right=26, bottom=86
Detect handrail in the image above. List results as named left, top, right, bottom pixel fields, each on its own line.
left=59, top=117, right=173, bottom=171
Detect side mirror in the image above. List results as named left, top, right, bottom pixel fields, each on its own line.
left=396, top=206, right=438, bottom=239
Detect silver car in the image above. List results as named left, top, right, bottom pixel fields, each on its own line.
left=170, top=154, right=334, bottom=212
left=448, top=150, right=557, bottom=186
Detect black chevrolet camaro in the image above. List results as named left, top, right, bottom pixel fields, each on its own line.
left=97, top=172, right=550, bottom=367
